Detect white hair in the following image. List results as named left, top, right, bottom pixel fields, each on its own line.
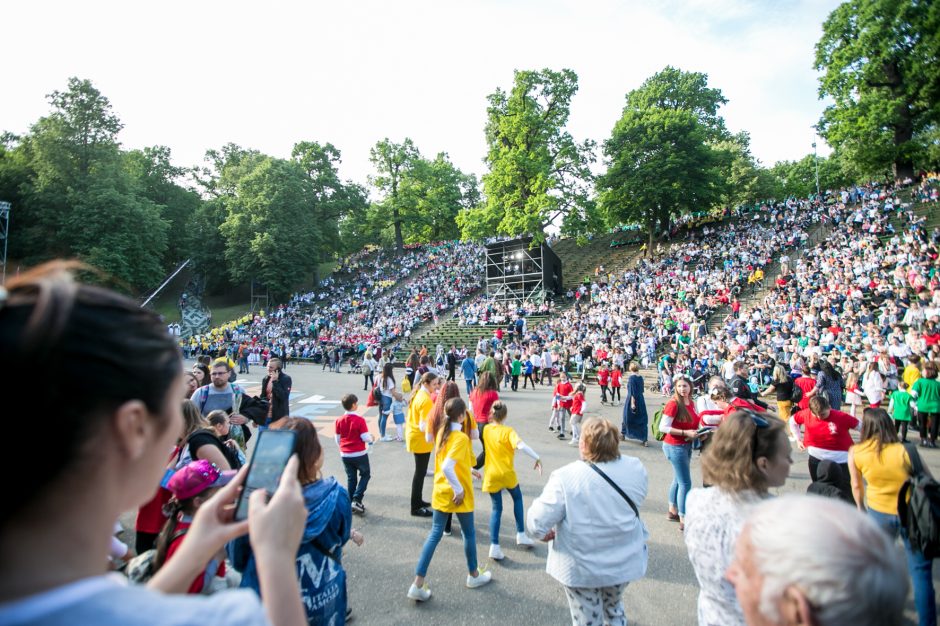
left=744, top=494, right=908, bottom=626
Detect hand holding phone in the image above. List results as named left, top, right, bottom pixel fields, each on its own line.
left=234, top=429, right=297, bottom=521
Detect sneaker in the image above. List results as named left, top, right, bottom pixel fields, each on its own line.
left=466, top=568, right=492, bottom=589
left=351, top=501, right=365, bottom=515
left=407, top=583, right=431, bottom=601
left=381, top=435, right=395, bottom=442
left=516, top=532, right=534, bottom=547
left=548, top=426, right=555, bottom=432
left=557, top=433, right=565, bottom=440
left=443, top=529, right=452, bottom=537
left=411, top=507, right=433, bottom=518
left=488, top=544, right=505, bottom=560
left=568, top=437, right=579, bottom=446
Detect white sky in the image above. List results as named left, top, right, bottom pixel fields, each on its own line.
left=2, top=0, right=838, bottom=197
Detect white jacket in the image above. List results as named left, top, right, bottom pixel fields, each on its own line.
left=527, top=456, right=649, bottom=588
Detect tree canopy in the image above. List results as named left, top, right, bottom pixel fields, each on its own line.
left=463, top=68, right=597, bottom=244
left=815, top=0, right=940, bottom=179
left=598, top=67, right=729, bottom=250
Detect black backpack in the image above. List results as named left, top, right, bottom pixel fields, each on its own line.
left=898, top=443, right=940, bottom=558
left=790, top=383, right=803, bottom=405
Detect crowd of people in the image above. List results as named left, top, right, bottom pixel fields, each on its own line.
left=180, top=241, right=485, bottom=368
left=4, top=174, right=940, bottom=626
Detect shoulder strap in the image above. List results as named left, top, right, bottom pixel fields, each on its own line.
left=903, top=442, right=925, bottom=476
left=197, top=386, right=209, bottom=413
left=587, top=462, right=640, bottom=518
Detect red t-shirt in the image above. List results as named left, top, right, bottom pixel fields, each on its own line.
left=792, top=408, right=858, bottom=452
left=554, top=381, right=574, bottom=409
left=662, top=399, right=700, bottom=446
left=164, top=520, right=226, bottom=594
left=794, top=376, right=816, bottom=410
left=471, top=389, right=500, bottom=424
left=571, top=392, right=586, bottom=415
left=597, top=369, right=610, bottom=386
left=611, top=370, right=622, bottom=387
left=335, top=412, right=369, bottom=454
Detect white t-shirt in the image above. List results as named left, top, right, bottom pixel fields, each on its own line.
left=0, top=575, right=269, bottom=626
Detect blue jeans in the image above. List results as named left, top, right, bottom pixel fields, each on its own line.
left=663, top=442, right=692, bottom=516
left=415, top=510, right=477, bottom=577
left=465, top=378, right=474, bottom=395
left=378, top=395, right=392, bottom=438
left=868, top=509, right=936, bottom=626
left=490, top=485, right=525, bottom=544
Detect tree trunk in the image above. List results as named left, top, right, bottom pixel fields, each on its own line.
left=890, top=76, right=915, bottom=181
left=393, top=206, right=404, bottom=251
left=647, top=219, right=655, bottom=257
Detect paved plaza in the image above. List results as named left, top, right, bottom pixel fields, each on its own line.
left=165, top=362, right=939, bottom=625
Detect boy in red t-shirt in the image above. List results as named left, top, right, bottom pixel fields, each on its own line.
left=334, top=394, right=374, bottom=514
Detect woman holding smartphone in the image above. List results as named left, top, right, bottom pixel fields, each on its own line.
left=0, top=261, right=308, bottom=626
left=232, top=418, right=364, bottom=623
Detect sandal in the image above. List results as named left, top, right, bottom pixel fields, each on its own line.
left=667, top=511, right=680, bottom=522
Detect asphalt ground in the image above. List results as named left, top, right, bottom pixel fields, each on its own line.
left=130, top=362, right=939, bottom=626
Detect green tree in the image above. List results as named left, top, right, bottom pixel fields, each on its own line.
left=369, top=138, right=420, bottom=250
left=124, top=145, right=201, bottom=266
left=401, top=153, right=479, bottom=243
left=599, top=108, right=724, bottom=251
left=291, top=141, right=351, bottom=259
left=217, top=156, right=322, bottom=299
left=5, top=78, right=169, bottom=290
left=768, top=154, right=855, bottom=199
left=715, top=132, right=774, bottom=209
left=598, top=67, right=729, bottom=252
left=471, top=68, right=597, bottom=243
left=815, top=0, right=940, bottom=179
left=626, top=65, right=730, bottom=141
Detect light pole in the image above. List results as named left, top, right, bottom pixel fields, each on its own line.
left=0, top=201, right=10, bottom=282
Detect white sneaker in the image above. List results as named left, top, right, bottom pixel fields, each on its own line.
left=516, top=532, right=534, bottom=547
left=488, top=544, right=505, bottom=560
left=466, top=569, right=492, bottom=588
left=407, top=583, right=431, bottom=601
left=568, top=437, right=579, bottom=446
left=381, top=435, right=395, bottom=442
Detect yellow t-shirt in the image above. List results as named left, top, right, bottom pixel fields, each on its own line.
left=405, top=388, right=434, bottom=454
left=852, top=440, right=910, bottom=515
left=481, top=423, right=521, bottom=493
left=903, top=365, right=921, bottom=390
left=432, top=430, right=474, bottom=513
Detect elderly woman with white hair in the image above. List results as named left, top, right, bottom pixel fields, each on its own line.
left=726, top=494, right=908, bottom=626
left=527, top=418, right=649, bottom=626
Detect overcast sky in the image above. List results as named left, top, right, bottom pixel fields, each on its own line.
left=3, top=0, right=840, bottom=195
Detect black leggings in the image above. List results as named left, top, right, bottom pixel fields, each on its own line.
left=610, top=386, right=621, bottom=402
left=411, top=452, right=430, bottom=512
left=895, top=419, right=910, bottom=441
left=919, top=411, right=939, bottom=443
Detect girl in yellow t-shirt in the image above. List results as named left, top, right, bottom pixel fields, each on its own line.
left=408, top=398, right=492, bottom=602
left=482, top=401, right=542, bottom=561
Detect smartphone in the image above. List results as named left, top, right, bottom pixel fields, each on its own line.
left=234, top=429, right=297, bottom=521
left=696, top=426, right=716, bottom=436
